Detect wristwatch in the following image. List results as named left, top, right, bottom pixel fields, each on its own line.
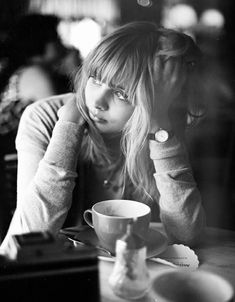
left=148, top=128, right=174, bottom=143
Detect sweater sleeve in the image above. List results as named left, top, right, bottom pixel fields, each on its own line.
left=0, top=95, right=84, bottom=253
left=149, top=136, right=206, bottom=245
left=18, top=120, right=84, bottom=233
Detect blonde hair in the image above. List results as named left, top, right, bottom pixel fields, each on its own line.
left=74, top=21, right=204, bottom=202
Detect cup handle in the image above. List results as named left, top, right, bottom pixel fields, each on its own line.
left=83, top=209, right=94, bottom=228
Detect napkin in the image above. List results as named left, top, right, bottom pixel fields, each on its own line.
left=157, top=244, right=199, bottom=270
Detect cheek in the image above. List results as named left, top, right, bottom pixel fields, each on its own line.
left=84, top=86, right=92, bottom=107
left=115, top=107, right=134, bottom=125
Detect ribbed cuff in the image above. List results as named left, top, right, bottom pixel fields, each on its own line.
left=149, top=136, right=189, bottom=173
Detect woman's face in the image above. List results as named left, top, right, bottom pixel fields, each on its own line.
left=85, top=77, right=134, bottom=135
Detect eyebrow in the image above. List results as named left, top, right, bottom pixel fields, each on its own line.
left=109, top=83, right=126, bottom=92
left=92, top=68, right=128, bottom=93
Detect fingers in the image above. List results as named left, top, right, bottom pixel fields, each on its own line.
left=58, top=96, right=84, bottom=124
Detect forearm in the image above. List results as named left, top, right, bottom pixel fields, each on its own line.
left=17, top=161, right=76, bottom=233
left=5, top=121, right=84, bottom=239
left=150, top=137, right=206, bottom=245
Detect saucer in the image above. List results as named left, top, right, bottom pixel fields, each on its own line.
left=61, top=224, right=168, bottom=260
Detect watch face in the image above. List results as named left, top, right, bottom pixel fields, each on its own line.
left=155, top=129, right=169, bottom=142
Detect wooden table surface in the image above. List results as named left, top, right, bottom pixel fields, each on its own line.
left=99, top=223, right=235, bottom=302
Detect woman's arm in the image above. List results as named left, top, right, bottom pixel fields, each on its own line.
left=0, top=94, right=84, bottom=252
left=149, top=136, right=206, bottom=246
left=149, top=72, right=206, bottom=245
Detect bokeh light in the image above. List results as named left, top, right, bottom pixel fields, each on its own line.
left=200, top=9, right=225, bottom=29
left=162, top=4, right=198, bottom=30
left=58, top=18, right=102, bottom=59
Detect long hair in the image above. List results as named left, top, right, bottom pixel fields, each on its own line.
left=74, top=21, right=204, bottom=202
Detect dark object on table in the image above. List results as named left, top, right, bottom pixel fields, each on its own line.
left=0, top=231, right=100, bottom=302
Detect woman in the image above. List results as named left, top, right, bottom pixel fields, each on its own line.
left=1, top=21, right=206, bottom=253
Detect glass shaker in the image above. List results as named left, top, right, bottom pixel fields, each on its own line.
left=109, top=220, right=150, bottom=300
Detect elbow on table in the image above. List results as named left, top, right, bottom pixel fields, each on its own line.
left=163, top=210, right=207, bottom=247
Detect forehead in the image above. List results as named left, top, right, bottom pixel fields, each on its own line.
left=90, top=57, right=134, bottom=88
left=86, top=40, right=145, bottom=94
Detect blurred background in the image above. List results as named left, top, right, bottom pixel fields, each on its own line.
left=0, top=0, right=235, bottom=242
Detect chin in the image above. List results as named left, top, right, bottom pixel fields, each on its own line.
left=99, top=129, right=121, bottom=138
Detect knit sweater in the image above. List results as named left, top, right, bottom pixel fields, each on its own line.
left=0, top=93, right=205, bottom=252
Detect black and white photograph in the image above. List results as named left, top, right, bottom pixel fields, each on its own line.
left=0, top=0, right=234, bottom=301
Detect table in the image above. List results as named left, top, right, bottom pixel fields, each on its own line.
left=99, top=223, right=235, bottom=302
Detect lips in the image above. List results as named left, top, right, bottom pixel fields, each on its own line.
left=89, top=111, right=106, bottom=123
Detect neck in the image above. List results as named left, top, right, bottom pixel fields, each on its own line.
left=102, top=133, right=122, bottom=159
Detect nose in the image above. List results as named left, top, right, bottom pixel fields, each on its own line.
left=93, top=87, right=111, bottom=111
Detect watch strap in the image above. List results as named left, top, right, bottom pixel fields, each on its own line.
left=148, top=133, right=157, bottom=140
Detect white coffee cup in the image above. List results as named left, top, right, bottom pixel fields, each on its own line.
left=83, top=199, right=151, bottom=254
left=152, top=269, right=234, bottom=302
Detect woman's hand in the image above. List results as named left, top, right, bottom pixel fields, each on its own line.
left=150, top=90, right=174, bottom=133
left=58, top=96, right=85, bottom=125
left=151, top=60, right=187, bottom=136
left=151, top=92, right=186, bottom=138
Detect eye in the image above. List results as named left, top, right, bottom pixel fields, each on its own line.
left=114, top=89, right=128, bottom=102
